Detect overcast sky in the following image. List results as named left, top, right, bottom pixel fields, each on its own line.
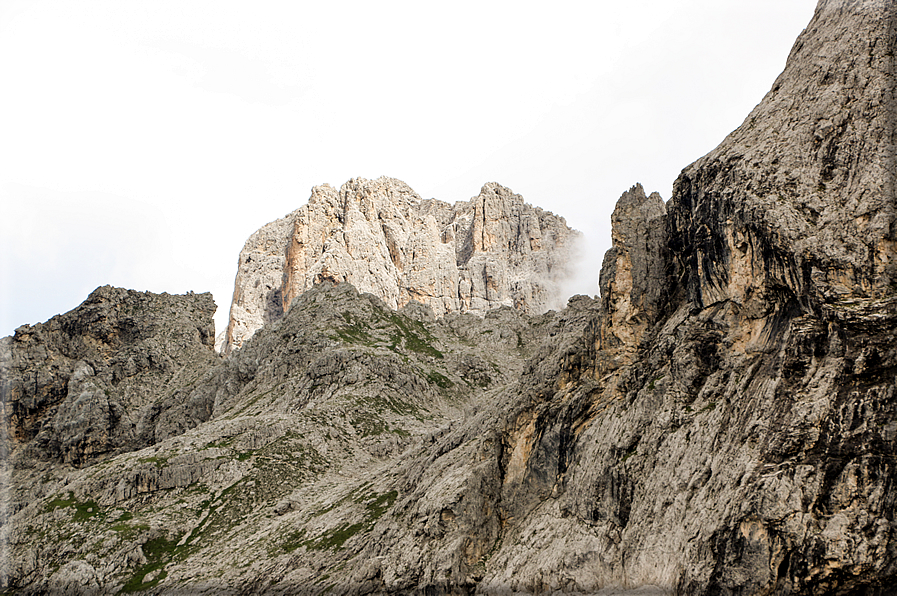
left=0, top=0, right=818, bottom=339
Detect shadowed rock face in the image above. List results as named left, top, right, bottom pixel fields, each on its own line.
left=224, top=177, right=579, bottom=354
left=3, top=0, right=897, bottom=594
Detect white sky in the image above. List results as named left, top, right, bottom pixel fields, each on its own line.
left=0, top=0, right=818, bottom=338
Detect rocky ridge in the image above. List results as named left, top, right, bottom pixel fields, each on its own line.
left=2, top=282, right=553, bottom=594
left=224, top=178, right=579, bottom=354
left=2, top=0, right=896, bottom=594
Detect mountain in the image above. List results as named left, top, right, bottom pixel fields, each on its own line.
left=2, top=0, right=896, bottom=594
left=223, top=177, right=579, bottom=354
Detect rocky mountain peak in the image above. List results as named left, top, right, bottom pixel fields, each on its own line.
left=1, top=287, right=218, bottom=467
left=598, top=183, right=668, bottom=362
left=224, top=176, right=579, bottom=353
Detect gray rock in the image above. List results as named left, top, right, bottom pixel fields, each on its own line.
left=666, top=0, right=896, bottom=311
left=599, top=183, right=668, bottom=361
left=1, top=286, right=218, bottom=468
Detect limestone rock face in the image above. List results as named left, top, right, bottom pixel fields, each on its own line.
left=224, top=212, right=295, bottom=355
left=599, top=183, right=668, bottom=361
left=224, top=177, right=578, bottom=353
left=667, top=0, right=896, bottom=311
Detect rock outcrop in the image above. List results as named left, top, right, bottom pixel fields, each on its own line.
left=0, top=286, right=218, bottom=467
left=224, top=177, right=579, bottom=353
left=2, top=282, right=552, bottom=595
left=599, top=183, right=668, bottom=362
left=3, top=0, right=897, bottom=594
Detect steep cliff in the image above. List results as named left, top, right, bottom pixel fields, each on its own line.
left=2, top=0, right=896, bottom=594
left=477, top=0, right=897, bottom=592
left=224, top=177, right=579, bottom=353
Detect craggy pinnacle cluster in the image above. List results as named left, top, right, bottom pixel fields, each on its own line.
left=2, top=0, right=896, bottom=594
left=223, top=178, right=579, bottom=354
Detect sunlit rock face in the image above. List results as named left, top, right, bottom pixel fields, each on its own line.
left=223, top=176, right=579, bottom=353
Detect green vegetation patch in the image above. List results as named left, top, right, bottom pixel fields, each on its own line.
left=188, top=433, right=329, bottom=546
left=288, top=489, right=399, bottom=552
left=356, top=393, right=421, bottom=418
left=205, top=437, right=236, bottom=449
left=348, top=410, right=388, bottom=437
left=44, top=493, right=105, bottom=522
left=387, top=314, right=443, bottom=359
left=302, top=522, right=368, bottom=551
left=334, top=326, right=374, bottom=346
left=333, top=311, right=376, bottom=346
left=119, top=536, right=179, bottom=593
left=332, top=308, right=444, bottom=360
left=364, top=490, right=398, bottom=519
left=312, top=482, right=373, bottom=518
left=111, top=518, right=150, bottom=540
left=281, top=528, right=308, bottom=553
left=425, top=370, right=454, bottom=389
left=137, top=454, right=170, bottom=468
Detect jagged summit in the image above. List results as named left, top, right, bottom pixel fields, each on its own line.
left=224, top=176, right=579, bottom=354
left=1, top=287, right=217, bottom=467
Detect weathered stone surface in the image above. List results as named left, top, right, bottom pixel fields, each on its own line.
left=599, top=183, right=668, bottom=361
left=224, top=212, right=295, bottom=355
left=667, top=0, right=897, bottom=311
left=224, top=177, right=579, bottom=353
left=2, top=281, right=551, bottom=595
